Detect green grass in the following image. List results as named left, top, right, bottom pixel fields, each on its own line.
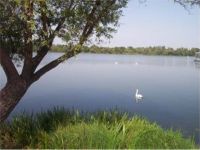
left=0, top=107, right=197, bottom=149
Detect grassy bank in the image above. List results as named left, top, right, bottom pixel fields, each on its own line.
left=0, top=108, right=196, bottom=149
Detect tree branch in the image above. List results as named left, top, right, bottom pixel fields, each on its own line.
left=32, top=46, right=49, bottom=71
left=21, top=0, right=34, bottom=80
left=30, top=0, right=117, bottom=83
left=0, top=48, right=19, bottom=81
left=80, top=0, right=116, bottom=44
left=32, top=0, right=76, bottom=72
left=31, top=50, right=76, bottom=83
left=39, top=1, right=49, bottom=38
left=174, top=0, right=200, bottom=8
left=81, top=0, right=100, bottom=42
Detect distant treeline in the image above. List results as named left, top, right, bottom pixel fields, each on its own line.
left=52, top=45, right=200, bottom=56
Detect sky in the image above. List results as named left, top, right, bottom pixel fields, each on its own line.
left=54, top=0, right=200, bottom=48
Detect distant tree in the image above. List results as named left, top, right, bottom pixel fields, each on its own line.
left=0, top=0, right=127, bottom=122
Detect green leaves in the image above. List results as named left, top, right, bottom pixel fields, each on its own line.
left=27, top=20, right=36, bottom=32
left=41, top=40, right=48, bottom=47
left=0, top=0, right=128, bottom=56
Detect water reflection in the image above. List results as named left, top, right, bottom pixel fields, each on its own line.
left=194, top=62, right=200, bottom=69
left=135, top=97, right=144, bottom=103
left=68, top=53, right=195, bottom=68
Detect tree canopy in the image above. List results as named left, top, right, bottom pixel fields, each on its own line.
left=0, top=0, right=127, bottom=82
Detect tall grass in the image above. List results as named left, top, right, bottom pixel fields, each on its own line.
left=0, top=107, right=197, bottom=149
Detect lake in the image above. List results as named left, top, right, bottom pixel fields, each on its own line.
left=0, top=53, right=199, bottom=143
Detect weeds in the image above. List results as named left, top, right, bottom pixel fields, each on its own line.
left=0, top=107, right=196, bottom=149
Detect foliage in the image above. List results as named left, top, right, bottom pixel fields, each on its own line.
left=0, top=0, right=128, bottom=83
left=0, top=0, right=127, bottom=55
left=0, top=108, right=196, bottom=149
left=174, top=0, right=200, bottom=8
left=52, top=45, right=200, bottom=56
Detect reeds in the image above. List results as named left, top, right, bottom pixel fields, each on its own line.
left=0, top=107, right=196, bottom=149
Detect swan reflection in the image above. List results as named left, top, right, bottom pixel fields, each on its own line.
left=135, top=97, right=143, bottom=103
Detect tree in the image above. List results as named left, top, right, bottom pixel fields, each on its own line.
left=0, top=0, right=128, bottom=122
left=174, top=0, right=200, bottom=8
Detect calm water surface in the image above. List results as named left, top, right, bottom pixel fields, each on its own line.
left=0, top=53, right=199, bottom=143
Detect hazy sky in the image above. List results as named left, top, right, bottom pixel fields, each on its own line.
left=54, top=0, right=200, bottom=48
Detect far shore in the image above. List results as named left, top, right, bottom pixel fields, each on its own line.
left=50, top=45, right=199, bottom=56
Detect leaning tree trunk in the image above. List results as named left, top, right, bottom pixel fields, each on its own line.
left=0, top=78, right=28, bottom=122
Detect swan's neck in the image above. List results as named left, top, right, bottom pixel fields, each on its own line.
left=136, top=90, right=138, bottom=95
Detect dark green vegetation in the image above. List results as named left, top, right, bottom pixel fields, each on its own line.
left=0, top=108, right=196, bottom=149
left=52, top=45, right=200, bottom=56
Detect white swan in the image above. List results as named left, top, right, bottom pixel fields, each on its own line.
left=135, top=89, right=143, bottom=99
